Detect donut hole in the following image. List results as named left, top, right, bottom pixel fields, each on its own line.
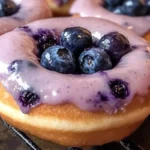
left=28, top=27, right=132, bottom=75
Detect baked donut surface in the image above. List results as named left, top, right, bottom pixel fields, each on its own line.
left=0, top=17, right=150, bottom=146
left=0, top=0, right=52, bottom=35
left=70, top=0, right=150, bottom=37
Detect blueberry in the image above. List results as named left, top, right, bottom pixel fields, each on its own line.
left=8, top=60, right=37, bottom=73
left=19, top=90, right=40, bottom=107
left=105, top=0, right=123, bottom=6
left=8, top=60, right=22, bottom=73
left=121, top=0, right=148, bottom=16
left=105, top=6, right=115, bottom=11
left=99, top=32, right=130, bottom=64
left=0, top=0, right=19, bottom=17
left=146, top=0, right=150, bottom=6
left=146, top=0, right=150, bottom=14
left=33, top=29, right=58, bottom=56
left=60, top=27, right=92, bottom=56
left=78, top=48, right=112, bottom=74
left=109, top=79, right=129, bottom=99
left=41, top=45, right=76, bottom=74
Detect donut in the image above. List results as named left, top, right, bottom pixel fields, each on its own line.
left=46, top=0, right=74, bottom=16
left=0, top=0, right=52, bottom=35
left=0, top=17, right=150, bottom=146
left=70, top=0, right=150, bottom=40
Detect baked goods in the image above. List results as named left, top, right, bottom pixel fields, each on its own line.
left=46, top=0, right=74, bottom=16
left=0, top=0, right=52, bottom=35
left=70, top=0, right=150, bottom=39
left=0, top=17, right=150, bottom=146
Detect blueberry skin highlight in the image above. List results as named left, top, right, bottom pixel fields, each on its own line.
left=41, top=45, right=76, bottom=74
left=78, top=48, right=112, bottom=74
left=60, top=27, right=93, bottom=56
left=99, top=32, right=131, bottom=64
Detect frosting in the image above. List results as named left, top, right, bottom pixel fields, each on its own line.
left=0, top=0, right=52, bottom=35
left=70, top=0, right=150, bottom=36
left=0, top=17, right=150, bottom=114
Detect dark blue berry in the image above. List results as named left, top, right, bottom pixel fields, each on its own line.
left=105, top=0, right=123, bottom=6
left=0, top=0, right=19, bottom=17
left=121, top=0, right=148, bottom=16
left=146, top=0, right=150, bottom=6
left=19, top=90, right=40, bottom=107
left=8, top=60, right=22, bottom=73
left=8, top=60, right=37, bottom=73
left=99, top=32, right=130, bottom=64
left=105, top=6, right=115, bottom=11
left=33, top=29, right=58, bottom=56
left=146, top=0, right=150, bottom=14
left=60, top=27, right=92, bottom=56
left=78, top=48, right=112, bottom=74
left=109, top=79, right=129, bottom=99
left=41, top=45, right=76, bottom=74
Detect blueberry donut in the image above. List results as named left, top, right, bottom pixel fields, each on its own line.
left=0, top=0, right=52, bottom=35
left=70, top=0, right=150, bottom=40
left=0, top=17, right=150, bottom=146
left=46, top=0, right=74, bottom=16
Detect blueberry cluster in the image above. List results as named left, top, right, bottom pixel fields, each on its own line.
left=104, top=0, right=150, bottom=16
left=39, top=27, right=131, bottom=74
left=0, top=0, right=19, bottom=17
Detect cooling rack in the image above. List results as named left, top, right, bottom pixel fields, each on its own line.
left=0, top=118, right=144, bottom=150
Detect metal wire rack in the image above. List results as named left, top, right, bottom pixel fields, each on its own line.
left=0, top=118, right=145, bottom=150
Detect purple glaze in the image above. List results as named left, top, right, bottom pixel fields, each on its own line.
left=0, top=0, right=52, bottom=35
left=54, top=0, right=69, bottom=6
left=0, top=17, right=150, bottom=114
left=70, top=0, right=150, bottom=36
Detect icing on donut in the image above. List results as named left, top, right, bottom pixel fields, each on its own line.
left=0, top=17, right=149, bottom=114
left=70, top=0, right=150, bottom=36
left=0, top=0, right=52, bottom=35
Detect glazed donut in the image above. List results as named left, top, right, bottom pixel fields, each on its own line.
left=0, top=0, right=52, bottom=35
left=0, top=17, right=150, bottom=146
left=70, top=0, right=150, bottom=40
left=46, top=0, right=74, bottom=16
